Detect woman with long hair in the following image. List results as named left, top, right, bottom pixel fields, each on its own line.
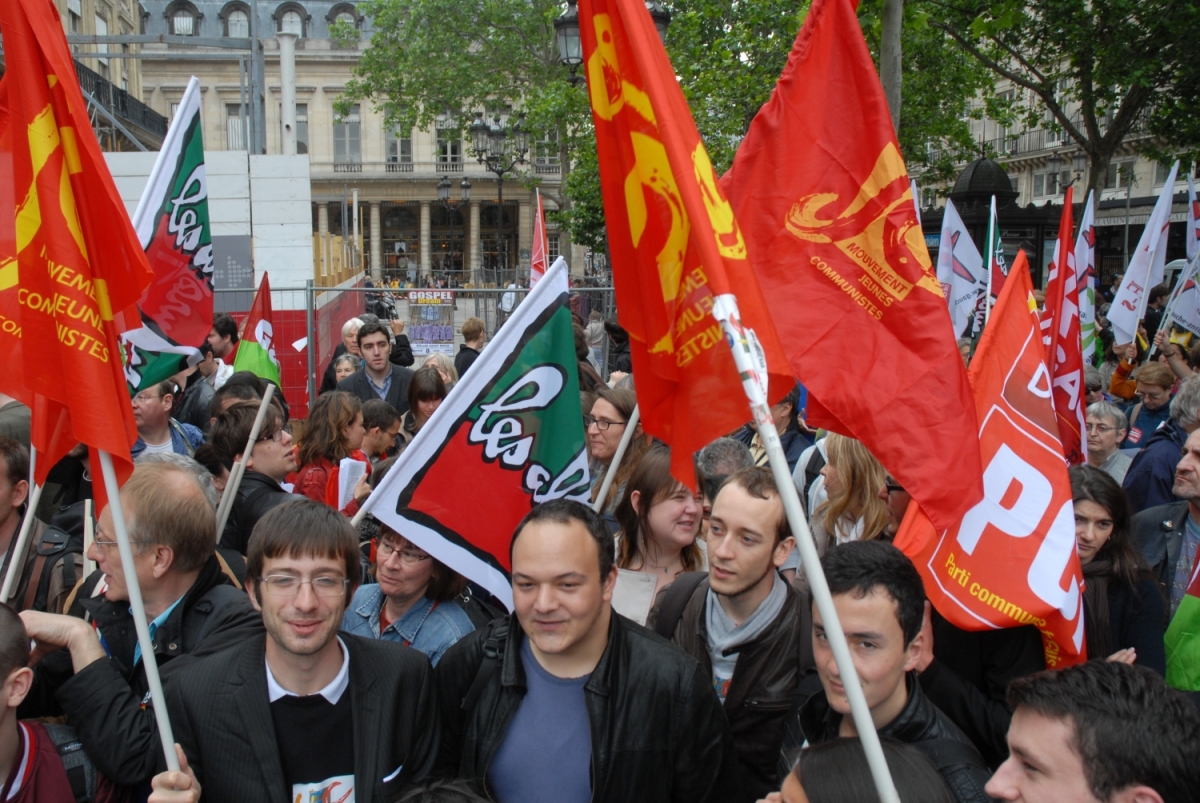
left=587, top=385, right=651, bottom=531
left=811, top=433, right=888, bottom=553
left=341, top=523, right=475, bottom=665
left=613, top=445, right=705, bottom=596
left=1068, top=465, right=1166, bottom=674
left=294, top=390, right=370, bottom=514
left=397, top=366, right=448, bottom=446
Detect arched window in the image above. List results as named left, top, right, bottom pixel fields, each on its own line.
left=274, top=3, right=308, bottom=37
left=226, top=8, right=249, bottom=36
left=166, top=0, right=201, bottom=36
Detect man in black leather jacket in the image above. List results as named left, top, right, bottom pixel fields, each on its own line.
left=778, top=541, right=993, bottom=803
left=436, top=499, right=737, bottom=803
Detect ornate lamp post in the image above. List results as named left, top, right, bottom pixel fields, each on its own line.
left=436, top=175, right=471, bottom=282
left=555, top=0, right=669, bottom=82
left=469, top=111, right=528, bottom=285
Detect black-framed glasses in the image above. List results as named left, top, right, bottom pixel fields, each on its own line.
left=259, top=575, right=349, bottom=597
left=583, top=415, right=626, bottom=432
left=1085, top=423, right=1115, bottom=434
left=884, top=482, right=905, bottom=494
left=376, top=539, right=432, bottom=565
left=257, top=429, right=286, bottom=443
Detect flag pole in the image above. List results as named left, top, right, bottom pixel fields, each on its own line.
left=96, top=450, right=180, bottom=773
left=1147, top=251, right=1200, bottom=362
left=713, top=296, right=901, bottom=803
left=214, top=384, right=276, bottom=539
left=83, top=499, right=97, bottom=578
left=984, top=195, right=998, bottom=323
left=0, top=446, right=42, bottom=604
left=590, top=404, right=641, bottom=515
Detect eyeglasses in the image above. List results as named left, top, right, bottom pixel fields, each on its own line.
left=257, top=429, right=286, bottom=443
left=259, top=575, right=349, bottom=597
left=132, top=392, right=164, bottom=405
left=93, top=537, right=155, bottom=551
left=1085, top=423, right=1116, bottom=434
left=376, top=539, right=432, bottom=565
left=583, top=415, right=626, bottom=432
left=885, top=483, right=905, bottom=494
left=1136, top=390, right=1169, bottom=402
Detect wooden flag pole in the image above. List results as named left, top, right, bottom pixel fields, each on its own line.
left=713, top=295, right=901, bottom=803
left=214, top=384, right=276, bottom=539
left=96, top=450, right=180, bottom=773
left=590, top=404, right=640, bottom=515
left=0, top=446, right=42, bottom=604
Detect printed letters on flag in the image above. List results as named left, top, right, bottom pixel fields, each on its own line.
left=122, top=76, right=214, bottom=393
left=1, top=0, right=154, bottom=508
left=1110, top=161, right=1178, bottom=346
left=895, top=251, right=1087, bottom=668
left=1039, top=188, right=1085, bottom=464
left=232, top=273, right=281, bottom=386
left=719, top=0, right=982, bottom=531
left=936, top=199, right=984, bottom=338
left=1075, top=192, right=1097, bottom=365
left=362, top=260, right=589, bottom=608
left=579, top=0, right=793, bottom=488
left=529, top=190, right=548, bottom=288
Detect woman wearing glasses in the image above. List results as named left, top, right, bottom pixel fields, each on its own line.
left=587, top=386, right=651, bottom=533
left=340, top=523, right=475, bottom=665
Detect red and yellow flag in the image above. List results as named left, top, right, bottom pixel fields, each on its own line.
left=0, top=79, right=31, bottom=407
left=1, top=0, right=154, bottom=503
left=895, top=252, right=1086, bottom=668
left=579, top=0, right=792, bottom=486
left=719, top=0, right=982, bottom=531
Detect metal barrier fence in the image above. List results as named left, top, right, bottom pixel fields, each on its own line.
left=214, top=283, right=617, bottom=417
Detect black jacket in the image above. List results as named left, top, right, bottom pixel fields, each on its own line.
left=783, top=673, right=994, bottom=803
left=1123, top=419, right=1188, bottom=513
left=454, top=344, right=480, bottom=378
left=652, top=575, right=816, bottom=802
left=321, top=338, right=415, bottom=395
left=219, top=469, right=299, bottom=555
left=733, top=425, right=812, bottom=474
left=918, top=610, right=1045, bottom=768
left=338, top=365, right=414, bottom=414
left=166, top=632, right=439, bottom=803
left=1132, top=501, right=1188, bottom=600
left=22, top=555, right=263, bottom=785
left=436, top=613, right=738, bottom=803
left=320, top=342, right=350, bottom=395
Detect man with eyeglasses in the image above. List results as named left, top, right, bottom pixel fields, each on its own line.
left=131, top=380, right=205, bottom=460
left=148, top=500, right=439, bottom=803
left=17, top=462, right=261, bottom=788
left=1085, top=401, right=1132, bottom=484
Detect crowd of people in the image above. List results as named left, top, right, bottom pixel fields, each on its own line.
left=0, top=298, right=1196, bottom=803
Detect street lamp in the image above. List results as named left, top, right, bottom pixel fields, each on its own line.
left=470, top=111, right=528, bottom=285
left=645, top=0, right=670, bottom=42
left=436, top=175, right=472, bottom=282
left=554, top=0, right=582, bottom=84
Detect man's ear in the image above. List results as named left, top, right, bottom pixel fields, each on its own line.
left=903, top=622, right=925, bottom=673
left=4, top=667, right=33, bottom=710
left=151, top=545, right=176, bottom=579
left=773, top=537, right=796, bottom=568
left=601, top=566, right=618, bottom=602
left=245, top=578, right=263, bottom=612
left=11, top=479, right=29, bottom=509
left=1111, top=787, right=1165, bottom=803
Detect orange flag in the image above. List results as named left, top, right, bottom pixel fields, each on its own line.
left=579, top=0, right=793, bottom=486
left=719, top=0, right=982, bottom=532
left=895, top=252, right=1086, bottom=668
left=1, top=0, right=154, bottom=506
left=1039, top=187, right=1085, bottom=464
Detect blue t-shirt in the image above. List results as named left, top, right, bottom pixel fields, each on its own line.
left=486, top=638, right=592, bottom=803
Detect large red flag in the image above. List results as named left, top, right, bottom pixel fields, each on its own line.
left=1039, top=187, right=1085, bottom=464
left=1, top=0, right=154, bottom=505
left=0, top=79, right=30, bottom=407
left=719, top=0, right=982, bottom=531
left=895, top=252, right=1087, bottom=668
left=579, top=0, right=793, bottom=486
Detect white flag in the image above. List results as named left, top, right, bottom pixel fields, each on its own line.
left=1109, top=161, right=1178, bottom=345
left=936, top=199, right=984, bottom=337
left=1075, top=192, right=1097, bottom=364
left=1188, top=173, right=1199, bottom=263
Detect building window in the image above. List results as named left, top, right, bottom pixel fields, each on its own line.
left=334, top=10, right=355, bottom=24
left=334, top=104, right=361, bottom=163
left=436, top=128, right=461, bottom=166
left=170, top=2, right=200, bottom=36
left=548, top=233, right=560, bottom=261
left=226, top=8, right=249, bottom=37
left=280, top=102, right=308, bottom=153
left=226, top=103, right=245, bottom=150
left=1155, top=161, right=1175, bottom=186
left=1104, top=162, right=1135, bottom=190
left=95, top=13, right=109, bottom=70
left=68, top=0, right=82, bottom=32
left=277, top=5, right=304, bottom=36
left=535, top=130, right=560, bottom=173
left=386, top=128, right=412, bottom=164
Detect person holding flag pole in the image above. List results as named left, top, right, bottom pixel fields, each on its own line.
left=213, top=383, right=277, bottom=537
left=1146, top=171, right=1200, bottom=363
left=1110, top=161, right=1179, bottom=351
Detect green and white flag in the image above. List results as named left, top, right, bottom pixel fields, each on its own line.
left=233, top=273, right=281, bottom=386
left=121, top=75, right=214, bottom=394
left=357, top=258, right=590, bottom=608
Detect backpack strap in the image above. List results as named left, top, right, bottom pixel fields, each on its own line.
left=40, top=722, right=96, bottom=803
left=1128, top=402, right=1143, bottom=432
left=651, top=570, right=707, bottom=640
left=462, top=619, right=510, bottom=714
left=21, top=553, right=48, bottom=613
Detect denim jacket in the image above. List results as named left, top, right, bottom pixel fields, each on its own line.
left=341, top=584, right=475, bottom=666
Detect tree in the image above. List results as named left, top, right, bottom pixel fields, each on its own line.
left=931, top=0, right=1200, bottom=198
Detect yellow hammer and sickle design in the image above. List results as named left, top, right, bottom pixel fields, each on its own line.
left=587, top=15, right=655, bottom=126
left=691, top=144, right=745, bottom=260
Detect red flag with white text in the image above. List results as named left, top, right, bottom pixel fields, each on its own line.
left=1039, top=188, right=1085, bottom=464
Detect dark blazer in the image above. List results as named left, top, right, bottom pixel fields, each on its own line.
left=338, top=365, right=413, bottom=414
left=1132, top=501, right=1189, bottom=619
left=165, top=632, right=440, bottom=803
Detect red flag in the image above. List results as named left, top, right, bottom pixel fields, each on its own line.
left=895, top=252, right=1086, bottom=668
left=232, top=274, right=282, bottom=385
left=579, top=0, right=792, bottom=486
left=1039, top=187, right=1085, bottom=464
left=0, top=79, right=31, bottom=406
left=719, top=0, right=982, bottom=531
left=1, top=0, right=154, bottom=507
left=530, top=190, right=549, bottom=288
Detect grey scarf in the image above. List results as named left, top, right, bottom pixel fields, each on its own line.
left=706, top=572, right=788, bottom=701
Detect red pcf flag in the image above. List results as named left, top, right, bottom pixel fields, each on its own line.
left=895, top=252, right=1087, bottom=669
left=530, top=190, right=548, bottom=288
left=1039, top=187, right=1085, bottom=464
left=579, top=0, right=792, bottom=485
left=719, top=0, right=982, bottom=531
left=1, top=0, right=153, bottom=505
left=0, top=79, right=30, bottom=406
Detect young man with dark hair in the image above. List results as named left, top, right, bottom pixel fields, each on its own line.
left=649, top=466, right=810, bottom=801
left=987, top=661, right=1200, bottom=803
left=150, top=499, right=440, bottom=803
left=210, top=401, right=299, bottom=555
left=207, top=313, right=239, bottom=361
left=455, top=317, right=485, bottom=378
left=361, top=398, right=402, bottom=463
left=437, top=498, right=736, bottom=803
left=18, top=462, right=261, bottom=787
left=338, top=321, right=414, bottom=413
left=779, top=540, right=993, bottom=803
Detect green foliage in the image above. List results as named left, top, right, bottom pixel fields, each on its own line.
left=550, top=130, right=607, bottom=251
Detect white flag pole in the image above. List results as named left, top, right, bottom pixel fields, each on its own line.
left=214, top=384, right=276, bottom=539
left=0, top=446, right=42, bottom=604
left=96, top=450, right=180, bottom=773
left=984, top=196, right=998, bottom=323
left=590, top=404, right=640, bottom=515
left=712, top=295, right=900, bottom=803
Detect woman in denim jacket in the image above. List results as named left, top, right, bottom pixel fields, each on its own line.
left=342, top=523, right=476, bottom=665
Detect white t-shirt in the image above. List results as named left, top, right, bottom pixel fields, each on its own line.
left=140, top=439, right=174, bottom=455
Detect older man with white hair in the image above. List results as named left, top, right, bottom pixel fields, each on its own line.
left=1086, top=401, right=1132, bottom=484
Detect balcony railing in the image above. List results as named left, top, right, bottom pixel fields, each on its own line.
left=312, top=161, right=562, bottom=180
left=75, top=59, right=168, bottom=143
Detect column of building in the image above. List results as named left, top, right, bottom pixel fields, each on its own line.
left=370, top=202, right=382, bottom=282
